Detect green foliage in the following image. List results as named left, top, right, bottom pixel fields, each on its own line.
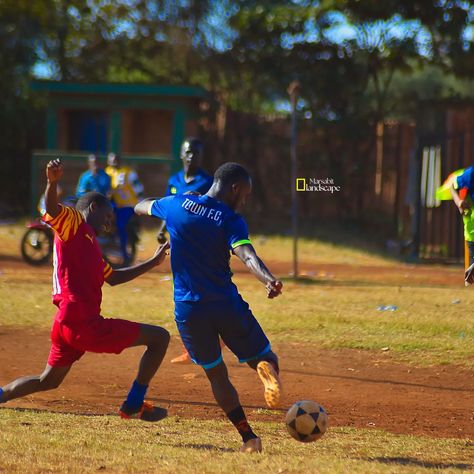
left=0, top=0, right=51, bottom=212
left=1, top=0, right=474, bottom=212
left=222, top=0, right=474, bottom=119
left=2, top=0, right=473, bottom=116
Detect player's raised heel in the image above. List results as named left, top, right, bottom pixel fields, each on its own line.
left=257, top=361, right=282, bottom=409
left=240, top=437, right=262, bottom=453
left=119, top=400, right=167, bottom=422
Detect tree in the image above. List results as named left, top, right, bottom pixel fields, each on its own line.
left=0, top=0, right=52, bottom=210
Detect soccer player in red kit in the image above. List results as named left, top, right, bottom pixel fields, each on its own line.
left=0, top=159, right=170, bottom=420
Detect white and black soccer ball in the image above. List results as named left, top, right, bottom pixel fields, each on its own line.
left=285, top=400, right=328, bottom=442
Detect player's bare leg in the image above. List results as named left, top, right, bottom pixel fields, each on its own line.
left=204, top=362, right=262, bottom=453
left=0, top=364, right=71, bottom=403
left=119, top=323, right=170, bottom=420
left=129, top=324, right=170, bottom=383
left=204, top=362, right=240, bottom=413
left=247, top=351, right=282, bottom=409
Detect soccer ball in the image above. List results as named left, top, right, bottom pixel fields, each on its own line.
left=285, top=400, right=328, bottom=442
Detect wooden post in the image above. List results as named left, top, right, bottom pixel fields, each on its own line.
left=375, top=121, right=384, bottom=197
left=465, top=240, right=469, bottom=270
left=288, top=80, right=301, bottom=279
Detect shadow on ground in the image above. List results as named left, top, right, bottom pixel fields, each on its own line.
left=365, top=457, right=473, bottom=470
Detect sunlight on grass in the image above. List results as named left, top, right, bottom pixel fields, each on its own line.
left=137, top=227, right=396, bottom=266
left=0, top=409, right=472, bottom=473
left=1, top=222, right=472, bottom=367
left=251, top=234, right=396, bottom=266
left=237, top=278, right=474, bottom=367
left=1, top=272, right=473, bottom=368
left=1, top=222, right=396, bottom=267
left=1, top=223, right=473, bottom=472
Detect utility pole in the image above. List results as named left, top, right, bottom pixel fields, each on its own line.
left=288, top=80, right=301, bottom=279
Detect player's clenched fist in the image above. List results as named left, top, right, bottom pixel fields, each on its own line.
left=46, top=159, right=63, bottom=183
left=266, top=280, right=283, bottom=299
left=457, top=199, right=471, bottom=216
left=153, top=241, right=170, bottom=266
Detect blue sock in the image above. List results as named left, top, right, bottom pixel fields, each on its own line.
left=125, top=380, right=148, bottom=411
left=0, top=388, right=4, bottom=403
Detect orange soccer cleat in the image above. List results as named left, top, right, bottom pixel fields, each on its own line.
left=257, top=361, right=282, bottom=409
left=119, top=400, right=167, bottom=421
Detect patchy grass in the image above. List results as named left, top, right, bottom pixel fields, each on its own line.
left=0, top=409, right=472, bottom=474
left=0, top=273, right=472, bottom=367
left=252, top=234, right=397, bottom=267
left=242, top=280, right=474, bottom=367
left=1, top=220, right=396, bottom=268
left=1, top=223, right=473, bottom=472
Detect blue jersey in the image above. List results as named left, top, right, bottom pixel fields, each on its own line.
left=76, top=169, right=111, bottom=197
left=150, top=195, right=251, bottom=302
left=166, top=169, right=213, bottom=197
left=456, top=167, right=474, bottom=201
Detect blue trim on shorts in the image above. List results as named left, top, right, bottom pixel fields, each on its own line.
left=238, top=343, right=271, bottom=363
left=197, top=354, right=223, bottom=369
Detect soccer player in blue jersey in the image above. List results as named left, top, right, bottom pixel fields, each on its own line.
left=136, top=162, right=283, bottom=453
left=157, top=137, right=213, bottom=246
left=159, top=137, right=219, bottom=364
left=166, top=137, right=213, bottom=197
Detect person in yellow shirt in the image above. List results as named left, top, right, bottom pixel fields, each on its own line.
left=106, top=153, right=144, bottom=265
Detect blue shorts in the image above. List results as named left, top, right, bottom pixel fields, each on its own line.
left=174, top=296, right=271, bottom=369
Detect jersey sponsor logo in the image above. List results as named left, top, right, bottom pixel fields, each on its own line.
left=181, top=198, right=223, bottom=224
left=85, top=233, right=94, bottom=244
left=117, top=172, right=126, bottom=186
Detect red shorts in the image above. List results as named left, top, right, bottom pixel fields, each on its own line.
left=48, top=304, right=141, bottom=367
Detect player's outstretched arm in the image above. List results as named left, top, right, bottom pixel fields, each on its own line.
left=450, top=184, right=470, bottom=215
left=45, top=159, right=63, bottom=218
left=106, top=242, right=170, bottom=286
left=233, top=244, right=283, bottom=299
left=135, top=197, right=169, bottom=241
left=134, top=198, right=159, bottom=216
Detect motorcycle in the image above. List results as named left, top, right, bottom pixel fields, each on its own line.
left=20, top=215, right=140, bottom=268
left=20, top=219, right=53, bottom=266
left=99, top=215, right=140, bottom=268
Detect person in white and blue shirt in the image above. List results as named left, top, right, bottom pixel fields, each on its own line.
left=135, top=162, right=283, bottom=453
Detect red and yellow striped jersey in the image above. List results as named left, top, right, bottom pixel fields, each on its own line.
left=42, top=205, right=112, bottom=321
